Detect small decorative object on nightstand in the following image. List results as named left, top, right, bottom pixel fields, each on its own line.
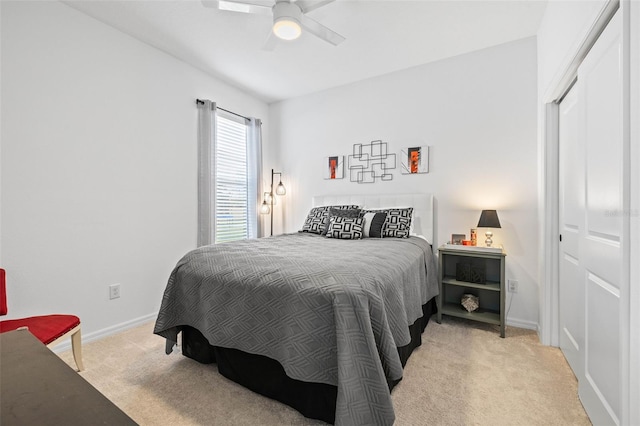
left=436, top=244, right=506, bottom=337
left=477, top=210, right=501, bottom=247
left=451, top=233, right=465, bottom=245
left=461, top=294, right=479, bottom=312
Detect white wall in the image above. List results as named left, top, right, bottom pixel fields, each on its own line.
left=0, top=0, right=3, bottom=264
left=0, top=1, right=269, bottom=339
left=270, top=37, right=539, bottom=329
left=537, top=0, right=609, bottom=99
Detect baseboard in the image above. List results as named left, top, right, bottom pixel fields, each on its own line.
left=506, top=317, right=538, bottom=331
left=50, top=312, right=157, bottom=354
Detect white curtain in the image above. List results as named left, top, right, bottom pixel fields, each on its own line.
left=197, top=99, right=216, bottom=246
left=247, top=118, right=263, bottom=238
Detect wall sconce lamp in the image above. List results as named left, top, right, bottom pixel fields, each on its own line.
left=477, top=210, right=501, bottom=247
left=260, top=169, right=286, bottom=236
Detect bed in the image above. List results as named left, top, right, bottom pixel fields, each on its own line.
left=154, top=193, right=438, bottom=425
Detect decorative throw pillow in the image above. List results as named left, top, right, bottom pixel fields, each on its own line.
left=300, top=205, right=359, bottom=234
left=381, top=207, right=413, bottom=238
left=361, top=211, right=387, bottom=238
left=325, top=216, right=364, bottom=239
left=322, top=208, right=361, bottom=236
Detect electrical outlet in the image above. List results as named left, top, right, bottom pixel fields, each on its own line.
left=508, top=279, right=518, bottom=293
left=109, top=284, right=121, bottom=300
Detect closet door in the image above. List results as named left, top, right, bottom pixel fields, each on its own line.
left=558, top=83, right=584, bottom=379
left=560, top=10, right=623, bottom=425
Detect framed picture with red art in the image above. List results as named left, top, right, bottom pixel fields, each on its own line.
left=323, top=155, right=344, bottom=179
left=400, top=146, right=429, bottom=174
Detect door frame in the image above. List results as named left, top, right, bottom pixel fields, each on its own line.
left=538, top=0, right=639, bottom=424
left=625, top=2, right=640, bottom=424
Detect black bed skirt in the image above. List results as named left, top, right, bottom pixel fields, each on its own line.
left=180, top=297, right=437, bottom=424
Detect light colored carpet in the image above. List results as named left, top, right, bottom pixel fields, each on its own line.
left=58, top=318, right=591, bottom=425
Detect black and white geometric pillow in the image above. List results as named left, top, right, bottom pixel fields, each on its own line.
left=325, top=216, right=364, bottom=239
left=300, top=206, right=328, bottom=234
left=300, top=205, right=359, bottom=234
left=322, top=207, right=361, bottom=235
left=381, top=207, right=413, bottom=238
left=360, top=211, right=387, bottom=238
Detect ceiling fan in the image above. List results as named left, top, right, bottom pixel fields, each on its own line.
left=202, top=0, right=345, bottom=50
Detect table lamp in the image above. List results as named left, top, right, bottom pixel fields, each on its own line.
left=477, top=210, right=501, bottom=247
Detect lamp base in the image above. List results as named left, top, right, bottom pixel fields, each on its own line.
left=484, top=231, right=493, bottom=247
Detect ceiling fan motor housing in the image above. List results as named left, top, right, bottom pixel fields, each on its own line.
left=272, top=1, right=303, bottom=40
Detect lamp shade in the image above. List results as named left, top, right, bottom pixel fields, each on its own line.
left=477, top=210, right=501, bottom=228
left=260, top=200, right=270, bottom=215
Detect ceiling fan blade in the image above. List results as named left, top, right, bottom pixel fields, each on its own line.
left=300, top=15, right=345, bottom=46
left=262, top=31, right=279, bottom=51
left=296, top=0, right=335, bottom=14
left=216, top=0, right=273, bottom=16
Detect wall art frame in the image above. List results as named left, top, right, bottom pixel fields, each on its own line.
left=400, top=145, right=429, bottom=174
left=323, top=155, right=344, bottom=180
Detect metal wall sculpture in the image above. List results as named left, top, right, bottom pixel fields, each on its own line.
left=347, top=140, right=396, bottom=184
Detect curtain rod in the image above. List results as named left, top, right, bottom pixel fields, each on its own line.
left=196, top=99, right=249, bottom=121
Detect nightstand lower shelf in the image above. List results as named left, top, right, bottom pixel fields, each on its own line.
left=440, top=302, right=501, bottom=325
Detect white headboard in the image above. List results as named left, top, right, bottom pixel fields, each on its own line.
left=312, top=193, right=434, bottom=244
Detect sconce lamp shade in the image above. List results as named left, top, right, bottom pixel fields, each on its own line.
left=264, top=192, right=273, bottom=205
left=260, top=200, right=270, bottom=215
left=477, top=210, right=501, bottom=229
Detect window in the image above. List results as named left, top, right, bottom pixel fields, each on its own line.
left=197, top=99, right=261, bottom=246
left=215, top=112, right=248, bottom=243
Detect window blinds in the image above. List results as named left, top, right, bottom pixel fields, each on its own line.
left=215, top=114, right=248, bottom=244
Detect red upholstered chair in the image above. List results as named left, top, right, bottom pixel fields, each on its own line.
left=0, top=268, right=84, bottom=371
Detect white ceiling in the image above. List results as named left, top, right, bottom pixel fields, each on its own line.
left=64, top=0, right=547, bottom=103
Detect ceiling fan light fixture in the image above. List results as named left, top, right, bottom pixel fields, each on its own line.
left=273, top=17, right=301, bottom=40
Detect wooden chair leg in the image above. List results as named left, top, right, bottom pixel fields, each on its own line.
left=71, top=327, right=84, bottom=372
left=45, top=324, right=84, bottom=371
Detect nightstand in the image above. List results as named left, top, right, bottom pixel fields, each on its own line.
left=436, top=245, right=506, bottom=337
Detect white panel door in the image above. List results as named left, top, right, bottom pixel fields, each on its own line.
left=558, top=83, right=584, bottom=379
left=578, top=10, right=623, bottom=425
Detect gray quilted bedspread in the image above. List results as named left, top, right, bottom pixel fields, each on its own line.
left=154, top=233, right=439, bottom=425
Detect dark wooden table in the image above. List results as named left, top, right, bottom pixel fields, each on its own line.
left=1, top=329, right=137, bottom=425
